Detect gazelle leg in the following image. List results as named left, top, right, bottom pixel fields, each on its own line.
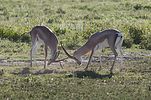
left=108, top=37, right=118, bottom=74
left=116, top=45, right=124, bottom=72
left=116, top=37, right=124, bottom=71
left=119, top=49, right=124, bottom=71
left=110, top=55, right=117, bottom=74
left=85, top=49, right=94, bottom=70
left=30, top=49, right=33, bottom=67
left=30, top=36, right=37, bottom=67
left=97, top=55, right=102, bottom=71
left=30, top=45, right=38, bottom=67
left=98, top=48, right=103, bottom=71
left=44, top=45, right=48, bottom=69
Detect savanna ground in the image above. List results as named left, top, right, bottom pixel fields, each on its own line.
left=0, top=0, right=151, bottom=99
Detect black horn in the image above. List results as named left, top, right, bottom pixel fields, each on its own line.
left=60, top=42, right=81, bottom=65
left=60, top=42, right=75, bottom=59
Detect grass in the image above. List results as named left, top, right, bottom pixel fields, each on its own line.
left=0, top=0, right=151, bottom=49
left=0, top=0, right=151, bottom=99
left=0, top=39, right=151, bottom=100
left=0, top=39, right=30, bottom=60
left=0, top=59, right=151, bottom=100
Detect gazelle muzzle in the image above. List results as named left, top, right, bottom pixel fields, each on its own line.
left=60, top=43, right=81, bottom=65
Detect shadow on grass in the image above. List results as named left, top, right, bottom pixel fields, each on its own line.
left=11, top=67, right=66, bottom=75
left=11, top=67, right=31, bottom=75
left=66, top=71, right=113, bottom=79
left=11, top=67, right=113, bottom=79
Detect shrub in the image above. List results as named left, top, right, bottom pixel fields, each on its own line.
left=56, top=8, right=66, bottom=14
left=133, top=4, right=143, bottom=10
left=133, top=4, right=151, bottom=10
left=140, top=33, right=151, bottom=50
left=53, top=26, right=66, bottom=36
left=0, top=26, right=30, bottom=43
left=20, top=34, right=30, bottom=43
left=129, top=26, right=143, bottom=44
left=61, top=32, right=81, bottom=49
left=123, top=34, right=133, bottom=48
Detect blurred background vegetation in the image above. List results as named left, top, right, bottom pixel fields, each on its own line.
left=0, top=0, right=150, bottom=49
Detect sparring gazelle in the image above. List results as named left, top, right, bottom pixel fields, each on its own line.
left=29, top=26, right=66, bottom=68
left=61, top=29, right=124, bottom=74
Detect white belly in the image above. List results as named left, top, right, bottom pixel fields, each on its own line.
left=94, top=39, right=109, bottom=50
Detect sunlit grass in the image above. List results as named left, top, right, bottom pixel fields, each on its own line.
left=0, top=0, right=151, bottom=99
left=0, top=58, right=151, bottom=99
left=0, top=39, right=151, bottom=99
left=0, top=0, right=151, bottom=49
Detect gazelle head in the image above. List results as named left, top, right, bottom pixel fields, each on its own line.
left=47, top=50, right=60, bottom=65
left=61, top=43, right=81, bottom=65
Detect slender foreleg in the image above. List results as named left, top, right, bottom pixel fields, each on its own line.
left=119, top=49, right=124, bottom=71
left=108, top=38, right=118, bottom=74
left=116, top=43, right=124, bottom=72
left=98, top=47, right=103, bottom=71
left=30, top=35, right=37, bottom=67
left=44, top=45, right=48, bottom=69
left=85, top=49, right=94, bottom=70
left=110, top=55, right=117, bottom=74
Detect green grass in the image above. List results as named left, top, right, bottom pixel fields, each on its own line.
left=0, top=39, right=30, bottom=60
left=0, top=39, right=151, bottom=100
left=0, top=0, right=151, bottom=99
left=0, top=0, right=151, bottom=49
left=0, top=59, right=151, bottom=100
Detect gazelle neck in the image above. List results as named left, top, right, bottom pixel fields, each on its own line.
left=73, top=43, right=93, bottom=60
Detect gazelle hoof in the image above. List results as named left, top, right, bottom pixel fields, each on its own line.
left=97, top=67, right=102, bottom=71
left=110, top=72, right=114, bottom=75
left=84, top=68, right=88, bottom=71
left=108, top=74, right=113, bottom=78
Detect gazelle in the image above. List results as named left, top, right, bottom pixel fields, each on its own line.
left=29, top=26, right=66, bottom=68
left=61, top=29, right=124, bottom=74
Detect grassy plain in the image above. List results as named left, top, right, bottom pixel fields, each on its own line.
left=0, top=38, right=151, bottom=100
left=0, top=0, right=151, bottom=48
left=0, top=0, right=151, bottom=99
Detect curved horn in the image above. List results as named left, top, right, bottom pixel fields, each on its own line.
left=60, top=42, right=81, bottom=65
left=60, top=42, right=75, bottom=59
